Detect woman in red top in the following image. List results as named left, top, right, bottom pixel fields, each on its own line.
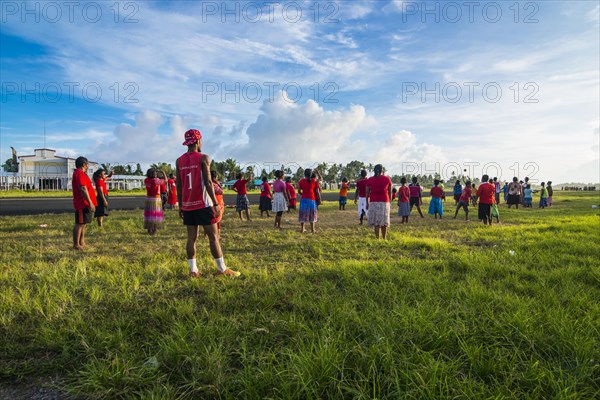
left=144, top=168, right=166, bottom=235
left=297, top=168, right=318, bottom=233
left=259, top=176, right=272, bottom=217
left=93, top=168, right=113, bottom=227
left=167, top=174, right=178, bottom=210
left=285, top=177, right=297, bottom=211
left=428, top=179, right=445, bottom=219
left=366, top=164, right=393, bottom=239
left=397, top=177, right=411, bottom=224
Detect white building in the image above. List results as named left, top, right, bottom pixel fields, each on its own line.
left=9, top=148, right=99, bottom=190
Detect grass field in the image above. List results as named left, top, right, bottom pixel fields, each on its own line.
left=1, top=192, right=599, bottom=399
left=0, top=189, right=341, bottom=198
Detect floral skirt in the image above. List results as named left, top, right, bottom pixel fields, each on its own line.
left=272, top=192, right=288, bottom=213
left=298, top=199, right=317, bottom=223
left=144, top=197, right=164, bottom=230
left=367, top=202, right=390, bottom=227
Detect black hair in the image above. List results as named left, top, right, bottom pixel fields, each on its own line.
left=275, top=170, right=283, bottom=179
left=236, top=172, right=243, bottom=180
left=493, top=177, right=497, bottom=181
left=93, top=168, right=103, bottom=181
left=513, top=177, right=518, bottom=182
left=360, top=169, right=367, bottom=178
left=262, top=176, right=268, bottom=182
left=75, top=156, right=88, bottom=168
left=374, top=164, right=383, bottom=176
left=482, top=174, right=489, bottom=182
left=210, top=170, right=218, bottom=180
left=400, top=177, right=407, bottom=184
left=465, top=180, right=472, bottom=187
left=342, top=177, right=348, bottom=183
left=412, top=176, right=418, bottom=183
left=455, top=180, right=461, bottom=186
left=169, top=173, right=175, bottom=179
left=285, top=177, right=291, bottom=183
left=146, top=168, right=156, bottom=179
left=392, top=187, right=397, bottom=193
left=304, top=168, right=312, bottom=183
left=434, top=179, right=440, bottom=186
left=488, top=178, right=493, bottom=183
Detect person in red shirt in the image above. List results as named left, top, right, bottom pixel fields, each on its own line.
left=428, top=179, right=445, bottom=219
left=159, top=176, right=169, bottom=210
left=354, top=169, right=368, bottom=224
left=259, top=176, right=272, bottom=217
left=397, top=177, right=411, bottom=224
left=167, top=174, right=178, bottom=210
left=144, top=168, right=167, bottom=235
left=285, top=177, right=297, bottom=211
left=408, top=176, right=425, bottom=218
left=210, top=170, right=225, bottom=231
left=475, top=174, right=496, bottom=225
left=93, top=168, right=113, bottom=227
left=366, top=164, right=393, bottom=239
left=453, top=181, right=473, bottom=221
left=72, top=156, right=97, bottom=250
left=297, top=168, right=318, bottom=233
left=176, top=128, right=240, bottom=278
left=232, top=172, right=252, bottom=221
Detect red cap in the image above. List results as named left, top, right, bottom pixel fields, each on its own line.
left=183, top=129, right=202, bottom=145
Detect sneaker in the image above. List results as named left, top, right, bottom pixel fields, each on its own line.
left=216, top=269, right=241, bottom=277
left=190, top=271, right=200, bottom=278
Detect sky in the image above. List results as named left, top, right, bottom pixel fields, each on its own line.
left=1, top=0, right=599, bottom=183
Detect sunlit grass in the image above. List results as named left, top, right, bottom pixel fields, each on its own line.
left=1, top=192, right=599, bottom=398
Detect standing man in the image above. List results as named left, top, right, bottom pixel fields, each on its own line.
left=354, top=169, right=368, bottom=225
left=475, top=174, right=496, bottom=226
left=72, top=156, right=97, bottom=250
left=176, top=129, right=240, bottom=278
left=493, top=177, right=501, bottom=205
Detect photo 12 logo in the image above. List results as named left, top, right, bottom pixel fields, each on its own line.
left=1, top=81, right=140, bottom=103
left=399, top=1, right=539, bottom=23
left=201, top=81, right=339, bottom=104
left=399, top=161, right=540, bottom=182
left=199, top=1, right=339, bottom=23
left=401, top=81, right=539, bottom=104
left=1, top=1, right=139, bottom=23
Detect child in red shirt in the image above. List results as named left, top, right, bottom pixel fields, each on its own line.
left=397, top=177, right=411, bottom=224
left=93, top=168, right=113, bottom=227
left=232, top=172, right=252, bottom=221
left=453, top=181, right=473, bottom=220
left=259, top=176, right=272, bottom=217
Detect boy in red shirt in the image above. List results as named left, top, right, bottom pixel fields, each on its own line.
left=232, top=172, right=252, bottom=221
left=453, top=181, right=473, bottom=221
left=354, top=169, right=368, bottom=224
left=72, top=156, right=97, bottom=250
left=428, top=179, right=445, bottom=219
left=475, top=174, right=496, bottom=225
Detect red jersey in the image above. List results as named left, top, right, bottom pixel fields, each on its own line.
left=476, top=182, right=496, bottom=204
left=298, top=178, right=316, bottom=200
left=145, top=177, right=162, bottom=197
left=460, top=188, right=472, bottom=202
left=398, top=186, right=410, bottom=203
left=260, top=182, right=272, bottom=198
left=160, top=181, right=167, bottom=194
left=430, top=186, right=445, bottom=199
left=177, top=152, right=213, bottom=211
left=356, top=178, right=368, bottom=197
left=95, top=178, right=108, bottom=196
left=286, top=182, right=296, bottom=199
left=233, top=179, right=249, bottom=195
left=72, top=168, right=97, bottom=210
left=367, top=175, right=392, bottom=202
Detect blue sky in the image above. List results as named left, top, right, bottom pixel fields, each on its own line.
left=1, top=0, right=598, bottom=183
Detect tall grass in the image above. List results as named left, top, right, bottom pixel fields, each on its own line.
left=1, top=192, right=599, bottom=398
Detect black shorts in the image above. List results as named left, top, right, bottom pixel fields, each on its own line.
left=478, top=203, right=492, bottom=221
left=183, top=207, right=217, bottom=226
left=409, top=197, right=420, bottom=207
left=75, top=208, right=93, bottom=225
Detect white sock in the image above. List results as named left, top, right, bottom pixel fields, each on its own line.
left=188, top=259, right=198, bottom=273
left=215, top=257, right=226, bottom=272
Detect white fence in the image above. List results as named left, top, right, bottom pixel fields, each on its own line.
left=0, top=175, right=146, bottom=191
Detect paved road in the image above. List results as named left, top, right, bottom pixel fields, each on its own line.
left=1, top=193, right=350, bottom=216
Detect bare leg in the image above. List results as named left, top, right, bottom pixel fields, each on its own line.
left=374, top=226, right=380, bottom=239
left=381, top=226, right=388, bottom=240
left=186, top=225, right=199, bottom=259
left=202, top=224, right=223, bottom=259
left=245, top=209, right=252, bottom=221
left=310, top=222, right=315, bottom=233
left=73, top=224, right=84, bottom=249
left=300, top=222, right=306, bottom=233
left=79, top=225, right=87, bottom=247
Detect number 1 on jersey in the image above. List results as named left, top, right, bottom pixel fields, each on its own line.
left=187, top=172, right=192, bottom=189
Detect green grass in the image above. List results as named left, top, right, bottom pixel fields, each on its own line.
left=1, top=192, right=599, bottom=399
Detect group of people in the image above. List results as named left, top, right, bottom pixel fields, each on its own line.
left=505, top=177, right=553, bottom=209
left=71, top=128, right=556, bottom=275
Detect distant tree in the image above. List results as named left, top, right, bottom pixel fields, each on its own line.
left=150, top=162, right=173, bottom=176
left=324, top=163, right=341, bottom=183
left=134, top=163, right=143, bottom=176
left=341, top=160, right=365, bottom=181
left=2, top=158, right=18, bottom=173
left=100, top=163, right=112, bottom=172
left=294, top=167, right=304, bottom=182
left=112, top=164, right=128, bottom=175
left=224, top=158, right=240, bottom=180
